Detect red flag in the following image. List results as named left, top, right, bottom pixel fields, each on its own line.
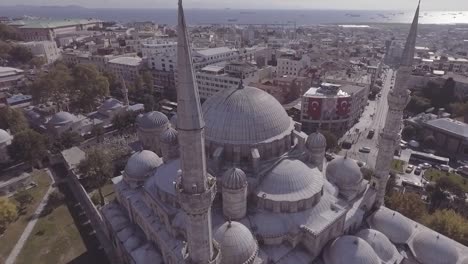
left=308, top=98, right=322, bottom=119
left=336, top=97, right=351, bottom=116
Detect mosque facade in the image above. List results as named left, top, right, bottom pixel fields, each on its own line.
left=100, top=1, right=468, bottom=263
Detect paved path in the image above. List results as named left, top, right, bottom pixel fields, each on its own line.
left=5, top=169, right=56, bottom=264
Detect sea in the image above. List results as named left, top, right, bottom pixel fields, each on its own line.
left=1, top=5, right=468, bottom=25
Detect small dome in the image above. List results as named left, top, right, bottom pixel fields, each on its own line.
left=124, top=150, right=162, bottom=181
left=326, top=156, right=362, bottom=188
left=356, top=229, right=400, bottom=262
left=160, top=127, right=178, bottom=143
left=323, top=235, right=381, bottom=264
left=0, top=129, right=12, bottom=144
left=100, top=98, right=123, bottom=111
left=411, top=230, right=459, bottom=264
left=306, top=131, right=327, bottom=150
left=222, top=168, right=247, bottom=190
left=48, top=111, right=76, bottom=125
left=368, top=207, right=414, bottom=244
left=124, top=235, right=143, bottom=252
left=214, top=221, right=258, bottom=264
left=257, top=159, right=324, bottom=203
left=137, top=111, right=169, bottom=129
left=202, top=86, right=294, bottom=145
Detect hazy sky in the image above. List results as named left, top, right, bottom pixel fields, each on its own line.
left=3, top=0, right=468, bottom=10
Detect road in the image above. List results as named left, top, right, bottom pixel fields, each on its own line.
left=339, top=69, right=396, bottom=169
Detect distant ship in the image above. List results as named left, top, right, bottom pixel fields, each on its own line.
left=345, top=13, right=361, bottom=17
left=240, top=11, right=256, bottom=14
left=227, top=18, right=238, bottom=22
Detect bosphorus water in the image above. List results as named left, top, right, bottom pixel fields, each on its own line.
left=1, top=5, right=468, bottom=25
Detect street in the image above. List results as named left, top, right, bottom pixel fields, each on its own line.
left=339, top=69, right=395, bottom=169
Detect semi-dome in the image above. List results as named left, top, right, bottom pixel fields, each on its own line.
left=0, top=129, right=12, bottom=144
left=326, top=156, right=362, bottom=188
left=410, top=230, right=459, bottom=264
left=323, top=235, right=381, bottom=264
left=356, top=229, right=400, bottom=262
left=257, top=159, right=324, bottom=203
left=306, top=131, right=327, bottom=150
left=137, top=111, right=169, bottom=130
left=202, top=86, right=294, bottom=145
left=100, top=98, right=123, bottom=110
left=160, top=127, right=178, bottom=143
left=124, top=150, right=162, bottom=181
left=214, top=221, right=258, bottom=264
left=48, top=111, right=76, bottom=125
left=222, top=168, right=247, bottom=190
left=368, top=207, right=414, bottom=244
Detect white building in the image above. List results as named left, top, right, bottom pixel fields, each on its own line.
left=0, top=129, right=13, bottom=163
left=108, top=57, right=143, bottom=83
left=19, top=41, right=61, bottom=64
left=0, top=67, right=24, bottom=91
left=276, top=54, right=311, bottom=77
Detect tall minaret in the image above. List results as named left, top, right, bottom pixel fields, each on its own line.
left=373, top=1, right=420, bottom=207
left=120, top=76, right=129, bottom=107
left=175, top=0, right=218, bottom=263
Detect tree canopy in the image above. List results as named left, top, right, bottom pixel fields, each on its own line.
left=0, top=24, right=21, bottom=41
left=320, top=130, right=338, bottom=151
left=112, top=110, right=138, bottom=132
left=0, top=198, right=17, bottom=233
left=70, top=64, right=109, bottom=112
left=8, top=129, right=47, bottom=167
left=423, top=209, right=468, bottom=246
left=386, top=192, right=427, bottom=222
left=0, top=107, right=29, bottom=134
left=9, top=45, right=33, bottom=64
left=30, top=62, right=72, bottom=107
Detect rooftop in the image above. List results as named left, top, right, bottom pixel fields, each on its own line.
left=424, top=118, right=468, bottom=139
left=0, top=67, right=24, bottom=78
left=9, top=18, right=101, bottom=29
left=108, top=57, right=142, bottom=66
left=196, top=47, right=236, bottom=57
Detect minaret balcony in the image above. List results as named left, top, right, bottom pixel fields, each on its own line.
left=387, top=90, right=411, bottom=110
left=176, top=175, right=217, bottom=215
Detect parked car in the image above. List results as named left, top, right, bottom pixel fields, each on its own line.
left=359, top=147, right=371, bottom=153
left=438, top=164, right=450, bottom=172
left=405, top=165, right=414, bottom=173
left=367, top=129, right=375, bottom=139
left=419, top=163, right=431, bottom=169
left=414, top=167, right=422, bottom=175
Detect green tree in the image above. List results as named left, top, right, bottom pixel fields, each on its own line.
left=0, top=24, right=20, bottom=41
left=386, top=192, right=427, bottom=222
left=449, top=102, right=468, bottom=117
left=320, top=130, right=338, bottom=151
left=141, top=69, right=154, bottom=90
left=112, top=111, right=137, bottom=132
left=0, top=40, right=12, bottom=59
left=71, top=64, right=109, bottom=112
left=78, top=148, right=114, bottom=205
left=9, top=45, right=33, bottom=64
left=402, top=125, right=416, bottom=140
left=360, top=167, right=374, bottom=181
left=142, top=94, right=156, bottom=112
left=0, top=198, right=18, bottom=233
left=13, top=189, right=33, bottom=213
left=30, top=63, right=72, bottom=107
left=91, top=125, right=105, bottom=143
left=29, top=56, right=46, bottom=68
left=103, top=71, right=121, bottom=97
left=406, top=95, right=431, bottom=114
left=423, top=135, right=436, bottom=148
left=8, top=129, right=47, bottom=168
left=0, top=107, right=29, bottom=134
left=423, top=209, right=468, bottom=246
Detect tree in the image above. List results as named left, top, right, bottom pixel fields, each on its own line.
left=0, top=107, right=29, bottom=134
left=29, top=56, right=46, bottom=68
left=8, top=129, right=47, bottom=168
left=423, top=135, right=436, bottom=148
left=406, top=95, right=431, bottom=114
left=142, top=94, right=156, bottom=112
left=103, top=71, right=121, bottom=97
left=360, top=167, right=374, bottom=181
left=449, top=102, right=468, bottom=117
left=70, top=64, right=109, bottom=112
left=0, top=40, right=12, bottom=59
left=0, top=24, right=20, bottom=41
left=9, top=45, right=33, bottom=64
left=30, top=63, right=72, bottom=108
left=78, top=148, right=114, bottom=205
left=13, top=189, right=33, bottom=214
left=0, top=198, right=17, bottom=233
left=59, top=131, right=83, bottom=149
left=386, top=192, right=427, bottom=222
left=112, top=111, right=137, bottom=132
left=141, top=69, right=154, bottom=90
left=402, top=125, right=416, bottom=140
left=423, top=209, right=468, bottom=246
left=320, top=130, right=338, bottom=151
left=91, top=125, right=105, bottom=143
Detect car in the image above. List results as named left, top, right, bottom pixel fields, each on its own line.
left=367, top=129, right=375, bottom=139
left=414, top=167, right=422, bottom=175
left=359, top=147, right=371, bottom=153
left=438, top=164, right=450, bottom=172
left=419, top=163, right=431, bottom=169
left=405, top=165, right=414, bottom=173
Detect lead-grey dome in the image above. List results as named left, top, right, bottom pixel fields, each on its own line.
left=356, top=229, right=400, bottom=262
left=124, top=150, right=162, bottom=181
left=49, top=111, right=76, bottom=125
left=368, top=207, right=414, bottom=244
left=306, top=131, right=327, bottom=150
left=222, top=168, right=247, bottom=190
left=202, top=86, right=294, bottom=145
left=100, top=98, right=123, bottom=110
left=410, top=230, right=459, bottom=264
left=326, top=156, right=363, bottom=188
left=323, top=235, right=381, bottom=264
left=137, top=111, right=169, bottom=129
left=214, top=221, right=258, bottom=264
left=160, top=127, right=178, bottom=143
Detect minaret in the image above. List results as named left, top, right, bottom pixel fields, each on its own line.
left=175, top=1, right=218, bottom=263
left=373, top=1, right=420, bottom=208
left=120, top=76, right=129, bottom=107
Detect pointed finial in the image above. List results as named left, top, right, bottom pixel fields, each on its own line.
left=344, top=151, right=348, bottom=159
left=228, top=218, right=232, bottom=227
left=238, top=75, right=244, bottom=89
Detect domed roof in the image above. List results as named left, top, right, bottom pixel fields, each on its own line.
left=368, top=207, right=414, bottom=244
left=306, top=131, right=327, bottom=150
left=222, top=168, right=247, bottom=190
left=257, top=159, right=324, bottom=202
left=214, top=221, right=258, bottom=264
left=411, top=230, right=459, bottom=264
left=137, top=111, right=169, bottom=129
left=124, top=150, right=162, bottom=181
left=326, top=156, right=362, bottom=188
left=49, top=111, right=76, bottom=125
left=160, top=127, right=178, bottom=143
left=100, top=98, right=123, bottom=110
left=356, top=229, right=400, bottom=262
left=323, top=236, right=381, bottom=264
left=202, top=86, right=294, bottom=145
left=0, top=129, right=12, bottom=144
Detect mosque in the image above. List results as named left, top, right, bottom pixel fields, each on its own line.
left=100, top=1, right=468, bottom=263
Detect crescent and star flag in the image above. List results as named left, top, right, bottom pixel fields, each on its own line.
left=307, top=98, right=322, bottom=119
left=336, top=97, right=351, bottom=116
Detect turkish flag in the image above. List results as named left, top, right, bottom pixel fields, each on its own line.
left=308, top=98, right=322, bottom=119
left=336, top=97, right=351, bottom=116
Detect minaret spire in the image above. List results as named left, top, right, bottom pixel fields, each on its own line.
left=120, top=76, right=129, bottom=107
left=372, top=1, right=420, bottom=208
left=175, top=0, right=218, bottom=263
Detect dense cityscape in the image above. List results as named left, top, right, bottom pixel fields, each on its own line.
left=0, top=0, right=468, bottom=263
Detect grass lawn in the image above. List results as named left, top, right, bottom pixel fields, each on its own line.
left=391, top=159, right=406, bottom=174
left=0, top=170, right=51, bottom=263
left=15, top=203, right=86, bottom=264
left=425, top=168, right=468, bottom=193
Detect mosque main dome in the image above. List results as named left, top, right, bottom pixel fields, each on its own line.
left=202, top=86, right=294, bottom=145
